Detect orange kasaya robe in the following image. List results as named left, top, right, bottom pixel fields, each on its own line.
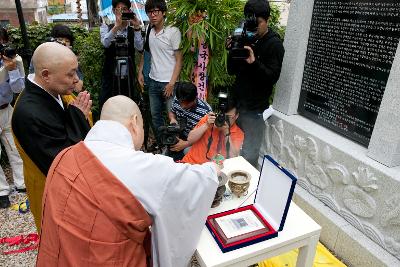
left=36, top=142, right=152, bottom=267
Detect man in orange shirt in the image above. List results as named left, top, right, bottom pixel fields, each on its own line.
left=182, top=97, right=244, bottom=164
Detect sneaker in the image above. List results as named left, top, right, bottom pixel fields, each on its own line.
left=16, top=188, right=27, bottom=193
left=0, top=195, right=11, bottom=209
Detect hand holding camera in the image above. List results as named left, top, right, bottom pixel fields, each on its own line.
left=214, top=92, right=230, bottom=128
left=114, top=12, right=128, bottom=31
left=243, top=45, right=255, bottom=64
left=206, top=112, right=216, bottom=127
left=159, top=118, right=187, bottom=146
left=2, top=55, right=17, bottom=71
left=170, top=138, right=189, bottom=152
left=0, top=44, right=17, bottom=71
left=227, top=15, right=257, bottom=60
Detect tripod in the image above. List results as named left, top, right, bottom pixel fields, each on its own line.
left=113, top=34, right=135, bottom=99
left=112, top=35, right=152, bottom=150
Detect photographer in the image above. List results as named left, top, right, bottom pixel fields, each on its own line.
left=227, top=0, right=284, bottom=167
left=165, top=81, right=212, bottom=160
left=0, top=27, right=25, bottom=208
left=100, top=0, right=143, bottom=108
left=181, top=97, right=244, bottom=164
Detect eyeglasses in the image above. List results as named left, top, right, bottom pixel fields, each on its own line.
left=146, top=9, right=162, bottom=16
left=115, top=7, right=130, bottom=13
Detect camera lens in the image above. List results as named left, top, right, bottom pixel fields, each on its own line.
left=166, top=136, right=177, bottom=145
left=215, top=114, right=225, bottom=127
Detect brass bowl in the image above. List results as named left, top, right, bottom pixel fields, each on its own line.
left=228, top=170, right=251, bottom=198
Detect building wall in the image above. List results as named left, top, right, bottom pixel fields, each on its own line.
left=67, top=0, right=88, bottom=13
left=0, top=10, right=36, bottom=27
left=0, top=0, right=48, bottom=26
left=48, top=0, right=65, bottom=5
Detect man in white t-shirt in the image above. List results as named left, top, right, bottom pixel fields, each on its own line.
left=139, top=0, right=182, bottom=147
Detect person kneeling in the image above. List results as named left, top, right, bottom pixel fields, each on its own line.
left=181, top=97, right=244, bottom=164
left=165, top=81, right=212, bottom=160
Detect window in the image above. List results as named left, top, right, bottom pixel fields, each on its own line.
left=0, top=20, right=10, bottom=28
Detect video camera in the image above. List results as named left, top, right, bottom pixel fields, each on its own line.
left=0, top=43, right=16, bottom=59
left=159, top=118, right=187, bottom=146
left=113, top=34, right=130, bottom=81
left=114, top=34, right=129, bottom=57
left=229, top=15, right=258, bottom=60
left=215, top=92, right=229, bottom=128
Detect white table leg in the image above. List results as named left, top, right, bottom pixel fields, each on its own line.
left=296, top=234, right=319, bottom=267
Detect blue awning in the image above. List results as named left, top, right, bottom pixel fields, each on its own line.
left=99, top=0, right=149, bottom=22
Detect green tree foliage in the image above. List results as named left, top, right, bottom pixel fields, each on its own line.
left=269, top=4, right=285, bottom=39
left=7, top=24, right=103, bottom=117
left=166, top=0, right=284, bottom=103
left=47, top=6, right=66, bottom=16
left=72, top=27, right=104, bottom=117
left=166, top=0, right=244, bottom=91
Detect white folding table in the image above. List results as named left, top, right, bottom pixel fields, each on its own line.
left=195, top=156, right=321, bottom=267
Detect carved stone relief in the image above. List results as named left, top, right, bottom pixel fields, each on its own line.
left=381, top=195, right=400, bottom=228
left=263, top=118, right=400, bottom=260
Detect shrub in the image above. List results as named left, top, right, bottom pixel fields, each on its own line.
left=7, top=24, right=103, bottom=117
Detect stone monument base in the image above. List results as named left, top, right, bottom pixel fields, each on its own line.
left=294, top=187, right=399, bottom=266
left=261, top=111, right=400, bottom=266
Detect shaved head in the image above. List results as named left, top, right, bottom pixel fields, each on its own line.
left=101, top=96, right=144, bottom=149
left=32, top=42, right=79, bottom=97
left=32, top=42, right=76, bottom=75
left=101, top=95, right=141, bottom=123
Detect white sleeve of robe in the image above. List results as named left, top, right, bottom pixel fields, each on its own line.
left=84, top=121, right=219, bottom=267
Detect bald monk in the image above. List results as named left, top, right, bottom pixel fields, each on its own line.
left=12, top=42, right=91, bottom=230
left=37, top=95, right=219, bottom=267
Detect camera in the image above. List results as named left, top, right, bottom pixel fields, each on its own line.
left=215, top=92, right=229, bottom=128
left=114, top=34, right=129, bottom=57
left=159, top=118, right=186, bottom=146
left=229, top=15, right=257, bottom=60
left=0, top=43, right=16, bottom=59
left=122, top=12, right=136, bottom=21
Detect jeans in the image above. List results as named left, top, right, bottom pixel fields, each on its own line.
left=148, top=78, right=174, bottom=144
left=237, top=111, right=264, bottom=168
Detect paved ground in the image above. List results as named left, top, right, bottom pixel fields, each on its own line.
left=0, top=166, right=37, bottom=267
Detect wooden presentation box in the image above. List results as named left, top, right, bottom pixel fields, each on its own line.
left=206, top=155, right=297, bottom=252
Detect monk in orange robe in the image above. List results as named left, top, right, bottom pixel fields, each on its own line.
left=37, top=96, right=220, bottom=267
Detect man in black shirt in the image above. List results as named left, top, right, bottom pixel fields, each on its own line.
left=227, top=0, right=284, bottom=167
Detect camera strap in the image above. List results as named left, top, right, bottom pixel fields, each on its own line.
left=225, top=127, right=231, bottom=159
left=144, top=24, right=152, bottom=52
left=205, top=126, right=232, bottom=160
left=216, top=131, right=224, bottom=154
left=205, top=126, right=214, bottom=160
